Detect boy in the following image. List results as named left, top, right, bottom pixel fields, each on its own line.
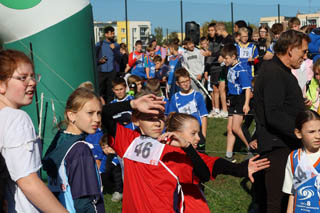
left=235, top=27, right=259, bottom=78
left=99, top=134, right=123, bottom=202
left=145, top=44, right=156, bottom=79
left=263, top=23, right=284, bottom=60
left=168, top=68, right=208, bottom=152
left=288, top=17, right=301, bottom=31
left=221, top=44, right=251, bottom=162
left=145, top=78, right=169, bottom=114
left=127, top=75, right=143, bottom=95
left=111, top=77, right=135, bottom=130
left=128, top=40, right=145, bottom=78
left=153, top=55, right=169, bottom=81
left=167, top=43, right=182, bottom=98
left=181, top=37, right=205, bottom=95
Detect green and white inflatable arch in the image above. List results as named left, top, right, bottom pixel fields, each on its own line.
left=0, top=0, right=98, bottom=163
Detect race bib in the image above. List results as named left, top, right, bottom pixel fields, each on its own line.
left=178, top=100, right=197, bottom=114
left=239, top=47, right=253, bottom=58
left=123, top=136, right=165, bottom=166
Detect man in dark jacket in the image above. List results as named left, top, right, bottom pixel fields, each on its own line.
left=254, top=30, right=310, bottom=213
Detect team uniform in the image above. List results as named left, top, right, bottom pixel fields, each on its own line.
left=109, top=123, right=210, bottom=213
left=266, top=41, right=276, bottom=55
left=110, top=95, right=135, bottom=130
left=168, top=55, right=182, bottom=86
left=144, top=55, right=156, bottom=78
left=235, top=42, right=258, bottom=78
left=128, top=51, right=145, bottom=78
left=227, top=62, right=251, bottom=115
left=168, top=90, right=208, bottom=126
left=283, top=149, right=320, bottom=212
left=43, top=131, right=105, bottom=213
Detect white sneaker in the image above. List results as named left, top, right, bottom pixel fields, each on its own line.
left=111, top=192, right=123, bottom=202
left=208, top=109, right=220, bottom=118
left=220, top=111, right=228, bottom=119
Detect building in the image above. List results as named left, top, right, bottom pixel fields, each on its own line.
left=93, top=20, right=151, bottom=52
left=260, top=12, right=320, bottom=28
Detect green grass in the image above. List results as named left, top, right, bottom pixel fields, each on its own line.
left=103, top=118, right=254, bottom=212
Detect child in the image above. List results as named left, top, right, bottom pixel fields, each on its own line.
left=305, top=59, right=320, bottom=112
left=153, top=55, right=169, bottom=81
left=145, top=78, right=169, bottom=114
left=168, top=68, right=208, bottom=152
left=99, top=134, right=123, bottom=202
left=162, top=112, right=270, bottom=213
left=127, top=75, right=143, bottom=95
left=43, top=88, right=105, bottom=213
left=128, top=40, right=145, bottom=78
left=282, top=110, right=320, bottom=212
left=167, top=43, right=182, bottom=97
left=181, top=37, right=205, bottom=94
left=288, top=17, right=301, bottom=31
left=145, top=44, right=156, bottom=79
left=221, top=44, right=252, bottom=162
left=263, top=23, right=284, bottom=60
left=102, top=91, right=211, bottom=212
left=0, top=50, right=67, bottom=212
left=111, top=77, right=134, bottom=130
left=235, top=27, right=259, bottom=78
left=252, top=29, right=259, bottom=42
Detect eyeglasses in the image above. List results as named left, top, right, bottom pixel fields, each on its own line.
left=11, top=74, right=41, bottom=85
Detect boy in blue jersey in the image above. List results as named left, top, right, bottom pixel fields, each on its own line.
left=111, top=77, right=135, bottom=130
left=264, top=23, right=284, bottom=60
left=168, top=68, right=208, bottom=152
left=221, top=44, right=251, bottom=162
left=236, top=27, right=259, bottom=78
left=128, top=40, right=145, bottom=78
left=167, top=43, right=182, bottom=98
left=145, top=44, right=156, bottom=79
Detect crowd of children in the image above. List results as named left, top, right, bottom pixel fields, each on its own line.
left=4, top=16, right=320, bottom=213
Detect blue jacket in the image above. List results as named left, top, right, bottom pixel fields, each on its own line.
left=96, top=40, right=121, bottom=72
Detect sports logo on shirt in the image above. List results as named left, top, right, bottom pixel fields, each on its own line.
left=298, top=186, right=314, bottom=201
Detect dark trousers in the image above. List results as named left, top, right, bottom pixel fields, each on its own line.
left=101, top=154, right=123, bottom=193
left=255, top=147, right=291, bottom=213
left=98, top=71, right=117, bottom=103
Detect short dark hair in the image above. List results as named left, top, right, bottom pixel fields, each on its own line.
left=112, top=77, right=126, bottom=88
left=153, top=55, right=162, bottom=63
left=295, top=109, right=320, bottom=131
left=135, top=40, right=143, bottom=46
left=235, top=20, right=247, bottom=28
left=221, top=43, right=237, bottom=58
left=173, top=37, right=180, bottom=45
left=208, top=22, right=216, bottom=29
left=184, top=37, right=194, bottom=45
left=271, top=23, right=284, bottom=35
left=104, top=26, right=114, bottom=34
left=200, top=36, right=208, bottom=42
left=175, top=67, right=190, bottom=80
left=274, top=30, right=310, bottom=56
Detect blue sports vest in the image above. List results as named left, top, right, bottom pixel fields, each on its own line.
left=290, top=149, right=320, bottom=213
left=131, top=53, right=145, bottom=78
left=168, top=55, right=180, bottom=85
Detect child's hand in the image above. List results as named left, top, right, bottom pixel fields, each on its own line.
left=248, top=57, right=253, bottom=62
left=304, top=98, right=312, bottom=108
left=243, top=104, right=250, bottom=115
left=249, top=139, right=258, bottom=150
left=158, top=132, right=190, bottom=148
left=248, top=155, right=270, bottom=183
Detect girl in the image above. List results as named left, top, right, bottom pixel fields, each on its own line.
left=102, top=90, right=211, bottom=212
left=0, top=50, right=66, bottom=212
left=304, top=59, right=320, bottom=111
left=283, top=110, right=320, bottom=213
left=159, top=112, right=270, bottom=213
left=43, top=88, right=105, bottom=212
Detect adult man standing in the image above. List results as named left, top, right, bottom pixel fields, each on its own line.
left=96, top=26, right=121, bottom=103
left=254, top=30, right=310, bottom=213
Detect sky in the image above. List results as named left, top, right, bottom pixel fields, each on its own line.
left=90, top=0, right=320, bottom=33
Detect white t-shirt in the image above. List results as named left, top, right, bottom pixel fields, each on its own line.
left=282, top=149, right=320, bottom=194
left=0, top=107, right=42, bottom=212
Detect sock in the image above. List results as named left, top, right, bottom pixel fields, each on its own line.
left=226, top=152, right=233, bottom=158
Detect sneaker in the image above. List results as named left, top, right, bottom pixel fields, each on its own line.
left=225, top=156, right=237, bottom=163
left=111, top=192, right=123, bottom=202
left=208, top=110, right=217, bottom=118
left=220, top=111, right=228, bottom=119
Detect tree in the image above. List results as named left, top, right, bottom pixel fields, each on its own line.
left=154, top=27, right=163, bottom=46
left=163, top=31, right=179, bottom=45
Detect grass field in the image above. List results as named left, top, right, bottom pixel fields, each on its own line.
left=103, top=117, right=254, bottom=213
